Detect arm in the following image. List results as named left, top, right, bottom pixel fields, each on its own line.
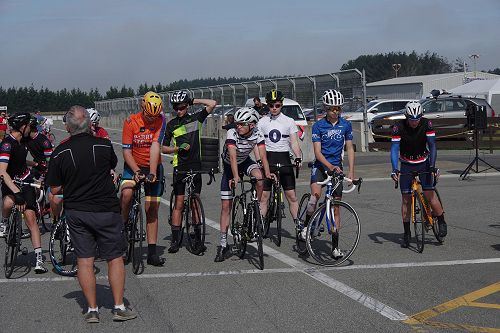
left=149, top=142, right=160, bottom=176
left=0, top=163, right=20, bottom=194
left=228, top=145, right=240, bottom=187
left=390, top=123, right=401, bottom=180
left=345, top=140, right=355, bottom=180
left=289, top=132, right=302, bottom=159
left=194, top=98, right=217, bottom=114
left=258, top=144, right=271, bottom=179
left=313, top=141, right=338, bottom=173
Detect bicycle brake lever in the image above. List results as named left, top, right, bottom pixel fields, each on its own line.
left=355, top=178, right=363, bottom=193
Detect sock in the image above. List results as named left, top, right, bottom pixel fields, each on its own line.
left=403, top=222, right=410, bottom=234
left=171, top=226, right=180, bottom=243
left=220, top=232, right=227, bottom=248
left=35, top=247, right=43, bottom=261
left=147, top=244, right=156, bottom=257
left=87, top=307, right=98, bottom=313
left=332, top=232, right=339, bottom=249
left=114, top=303, right=126, bottom=311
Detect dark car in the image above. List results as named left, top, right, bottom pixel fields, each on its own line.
left=371, top=95, right=496, bottom=141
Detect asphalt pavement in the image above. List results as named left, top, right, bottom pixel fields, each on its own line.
left=0, top=122, right=498, bottom=333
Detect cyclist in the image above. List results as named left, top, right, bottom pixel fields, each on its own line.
left=216, top=107, right=272, bottom=262
left=302, top=89, right=355, bottom=259
left=121, top=91, right=166, bottom=266
left=34, top=110, right=47, bottom=133
left=87, top=108, right=110, bottom=140
left=162, top=90, right=216, bottom=255
left=0, top=112, right=48, bottom=273
left=0, top=111, right=8, bottom=140
left=391, top=101, right=447, bottom=248
left=258, top=89, right=302, bottom=229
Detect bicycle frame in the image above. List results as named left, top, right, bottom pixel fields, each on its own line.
left=410, top=178, right=434, bottom=226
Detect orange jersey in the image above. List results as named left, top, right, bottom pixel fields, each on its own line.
left=122, top=112, right=166, bottom=167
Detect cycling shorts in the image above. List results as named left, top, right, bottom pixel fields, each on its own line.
left=310, top=164, right=343, bottom=198
left=263, top=151, right=295, bottom=191
left=220, top=158, right=260, bottom=200
left=172, top=168, right=202, bottom=196
left=399, top=160, right=434, bottom=194
left=1, top=181, right=37, bottom=212
left=121, top=163, right=165, bottom=201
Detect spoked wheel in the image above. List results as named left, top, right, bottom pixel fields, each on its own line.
left=132, top=207, right=144, bottom=275
left=275, top=190, right=283, bottom=247
left=306, top=201, right=360, bottom=266
left=253, top=202, right=264, bottom=270
left=263, top=189, right=275, bottom=238
left=431, top=189, right=444, bottom=244
left=413, top=195, right=425, bottom=253
left=49, top=218, right=77, bottom=276
left=231, top=197, right=247, bottom=259
left=185, top=194, right=206, bottom=254
left=4, top=211, right=21, bottom=278
left=295, top=193, right=310, bottom=255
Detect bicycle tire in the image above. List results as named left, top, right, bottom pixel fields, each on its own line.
left=263, top=186, right=274, bottom=238
left=276, top=188, right=283, bottom=247
left=132, top=204, right=144, bottom=275
left=185, top=194, right=206, bottom=254
left=252, top=202, right=264, bottom=270
left=431, top=189, right=444, bottom=243
left=4, top=210, right=21, bottom=278
left=306, top=201, right=360, bottom=266
left=49, top=217, right=77, bottom=276
left=168, top=190, right=175, bottom=226
left=231, top=196, right=247, bottom=259
left=413, top=194, right=425, bottom=253
left=125, top=206, right=136, bottom=264
left=296, top=193, right=310, bottom=255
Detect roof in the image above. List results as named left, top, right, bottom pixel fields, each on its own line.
left=367, top=72, right=500, bottom=87
left=449, top=78, right=500, bottom=96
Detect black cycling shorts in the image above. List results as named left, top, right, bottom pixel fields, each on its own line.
left=65, top=210, right=126, bottom=260
left=172, top=168, right=202, bottom=196
left=1, top=182, right=37, bottom=212
left=264, top=151, right=295, bottom=191
left=310, top=164, right=343, bottom=198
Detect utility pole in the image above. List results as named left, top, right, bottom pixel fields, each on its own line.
left=469, top=54, right=480, bottom=78
left=392, top=63, right=401, bottom=78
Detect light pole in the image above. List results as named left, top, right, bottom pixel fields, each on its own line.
left=392, top=63, right=401, bottom=78
left=469, top=54, right=479, bottom=78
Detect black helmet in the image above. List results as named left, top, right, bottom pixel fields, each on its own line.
left=169, top=90, right=190, bottom=105
left=265, top=89, right=284, bottom=103
left=8, top=112, right=31, bottom=131
left=29, top=115, right=38, bottom=129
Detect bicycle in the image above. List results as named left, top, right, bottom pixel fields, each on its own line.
left=168, top=169, right=215, bottom=254
left=231, top=175, right=266, bottom=270
left=302, top=171, right=362, bottom=266
left=263, top=162, right=300, bottom=247
left=49, top=213, right=77, bottom=276
left=125, top=179, right=146, bottom=275
left=42, top=128, right=55, bottom=144
left=395, top=171, right=444, bottom=253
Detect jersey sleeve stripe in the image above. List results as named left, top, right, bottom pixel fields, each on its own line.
left=122, top=144, right=132, bottom=149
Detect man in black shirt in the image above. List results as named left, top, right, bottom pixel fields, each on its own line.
left=46, top=106, right=136, bottom=323
left=253, top=96, right=269, bottom=116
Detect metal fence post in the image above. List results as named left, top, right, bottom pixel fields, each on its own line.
left=362, top=69, right=369, bottom=152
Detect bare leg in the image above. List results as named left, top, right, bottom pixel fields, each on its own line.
left=77, top=257, right=97, bottom=308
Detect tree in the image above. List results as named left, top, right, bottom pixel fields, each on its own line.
left=487, top=68, right=500, bottom=75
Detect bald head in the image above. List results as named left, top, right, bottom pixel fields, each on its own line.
left=66, top=105, right=91, bottom=135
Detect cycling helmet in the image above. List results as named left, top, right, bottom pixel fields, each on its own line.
left=142, top=91, right=163, bottom=117
left=265, top=89, right=284, bottom=103
left=8, top=112, right=32, bottom=131
left=234, top=107, right=259, bottom=124
left=170, top=90, right=190, bottom=105
left=87, top=108, right=101, bottom=124
left=29, top=115, right=38, bottom=128
left=322, top=89, right=344, bottom=106
left=405, top=101, right=423, bottom=120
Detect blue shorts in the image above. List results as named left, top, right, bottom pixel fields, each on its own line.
left=121, top=164, right=165, bottom=201
left=220, top=158, right=260, bottom=200
left=399, top=160, right=434, bottom=194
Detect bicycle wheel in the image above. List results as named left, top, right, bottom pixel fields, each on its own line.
left=306, top=201, right=360, bottom=266
left=168, top=190, right=175, bottom=226
left=413, top=194, right=425, bottom=253
left=231, top=197, right=247, bottom=259
left=132, top=204, right=144, bottom=275
left=263, top=187, right=275, bottom=238
left=275, top=188, right=283, bottom=247
left=49, top=217, right=77, bottom=276
left=125, top=206, right=137, bottom=264
left=431, top=189, right=444, bottom=244
left=252, top=202, right=264, bottom=270
left=295, top=193, right=310, bottom=255
left=4, top=210, right=21, bottom=278
left=185, top=194, right=206, bottom=254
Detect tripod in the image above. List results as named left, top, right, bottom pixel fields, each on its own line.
left=460, top=127, right=500, bottom=179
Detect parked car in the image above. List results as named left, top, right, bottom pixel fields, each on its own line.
left=341, top=99, right=412, bottom=123
left=370, top=95, right=496, bottom=141
left=244, top=97, right=308, bottom=127
left=207, top=104, right=236, bottom=119
left=303, top=107, right=326, bottom=122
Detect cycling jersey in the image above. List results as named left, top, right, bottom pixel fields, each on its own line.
left=311, top=117, right=353, bottom=167
left=257, top=113, right=297, bottom=152
left=391, top=117, right=436, bottom=170
left=164, top=109, right=209, bottom=170
left=222, top=127, right=265, bottom=165
left=24, top=132, right=53, bottom=163
left=122, top=112, right=166, bottom=168
left=93, top=126, right=109, bottom=140
left=0, top=134, right=31, bottom=180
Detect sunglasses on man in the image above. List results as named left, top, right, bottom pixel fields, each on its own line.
left=173, top=103, right=188, bottom=111
left=268, top=103, right=282, bottom=109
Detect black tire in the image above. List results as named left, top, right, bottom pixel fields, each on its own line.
left=306, top=201, right=360, bottom=266
left=231, top=197, right=247, bottom=259
left=263, top=187, right=274, bottom=238
left=185, top=194, right=205, bottom=253
left=125, top=207, right=136, bottom=264
left=432, top=189, right=444, bottom=243
left=253, top=202, right=264, bottom=270
left=413, top=195, right=425, bottom=253
left=296, top=193, right=310, bottom=255
left=132, top=204, right=144, bottom=275
left=49, top=217, right=77, bottom=277
left=168, top=190, right=175, bottom=226
left=276, top=189, right=283, bottom=247
left=4, top=210, right=21, bottom=278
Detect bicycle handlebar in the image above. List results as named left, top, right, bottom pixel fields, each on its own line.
left=12, top=178, right=42, bottom=189
left=268, top=163, right=300, bottom=179
left=315, top=172, right=363, bottom=194
left=174, top=169, right=216, bottom=186
left=393, top=170, right=438, bottom=190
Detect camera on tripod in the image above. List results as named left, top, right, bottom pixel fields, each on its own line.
left=466, top=104, right=487, bottom=130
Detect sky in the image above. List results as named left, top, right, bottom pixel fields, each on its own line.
left=1, top=0, right=499, bottom=93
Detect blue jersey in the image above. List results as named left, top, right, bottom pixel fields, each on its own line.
left=311, top=117, right=353, bottom=167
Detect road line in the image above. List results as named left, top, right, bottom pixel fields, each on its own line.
left=137, top=267, right=297, bottom=279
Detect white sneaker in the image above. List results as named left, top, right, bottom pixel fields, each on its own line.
left=300, top=228, right=308, bottom=240
left=332, top=248, right=344, bottom=260
left=0, top=223, right=6, bottom=238
left=34, top=259, right=48, bottom=274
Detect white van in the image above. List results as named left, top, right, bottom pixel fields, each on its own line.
left=244, top=97, right=308, bottom=127
left=341, top=99, right=412, bottom=123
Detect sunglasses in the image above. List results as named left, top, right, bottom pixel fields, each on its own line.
left=325, top=106, right=341, bottom=112
left=173, top=104, right=188, bottom=111
left=268, top=103, right=282, bottom=109
left=236, top=122, right=250, bottom=127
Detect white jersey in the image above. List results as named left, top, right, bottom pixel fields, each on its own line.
left=257, top=113, right=298, bottom=152
left=222, top=127, right=265, bottom=164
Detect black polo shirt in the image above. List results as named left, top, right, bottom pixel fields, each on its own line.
left=46, top=132, right=119, bottom=212
left=23, top=132, right=53, bottom=163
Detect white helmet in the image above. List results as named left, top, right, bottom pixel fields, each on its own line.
left=87, top=108, right=100, bottom=124
left=322, top=89, right=344, bottom=106
left=405, top=101, right=423, bottom=120
left=234, top=107, right=259, bottom=123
